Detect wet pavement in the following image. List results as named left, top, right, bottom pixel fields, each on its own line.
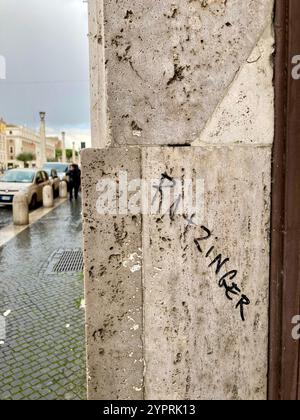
left=0, top=206, right=12, bottom=229
left=0, top=198, right=86, bottom=400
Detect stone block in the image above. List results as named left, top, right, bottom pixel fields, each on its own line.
left=82, top=148, right=144, bottom=400
left=82, top=145, right=271, bottom=399
left=89, top=0, right=274, bottom=147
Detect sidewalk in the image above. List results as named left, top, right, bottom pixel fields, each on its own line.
left=0, top=198, right=86, bottom=400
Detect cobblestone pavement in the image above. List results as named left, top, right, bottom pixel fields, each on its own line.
left=0, top=206, right=12, bottom=229
left=0, top=198, right=86, bottom=400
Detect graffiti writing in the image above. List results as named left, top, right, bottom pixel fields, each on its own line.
left=193, top=225, right=250, bottom=321
left=152, top=172, right=182, bottom=220
left=154, top=172, right=251, bottom=322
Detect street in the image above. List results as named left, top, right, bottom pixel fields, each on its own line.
left=0, top=198, right=86, bottom=400
left=0, top=206, right=12, bottom=229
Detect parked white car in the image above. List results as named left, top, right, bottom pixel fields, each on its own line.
left=0, top=169, right=50, bottom=209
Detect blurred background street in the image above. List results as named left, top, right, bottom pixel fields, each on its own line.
left=0, top=198, right=86, bottom=400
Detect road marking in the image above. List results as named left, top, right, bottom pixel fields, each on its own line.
left=0, top=198, right=67, bottom=248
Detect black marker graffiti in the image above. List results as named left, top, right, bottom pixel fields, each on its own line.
left=152, top=173, right=251, bottom=322
left=152, top=172, right=176, bottom=214
left=152, top=173, right=182, bottom=220
left=193, top=225, right=250, bottom=322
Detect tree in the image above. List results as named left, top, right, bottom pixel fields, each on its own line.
left=66, top=149, right=73, bottom=160
left=16, top=152, right=36, bottom=167
left=54, top=148, right=78, bottom=162
left=55, top=149, right=62, bottom=160
left=66, top=149, right=78, bottom=161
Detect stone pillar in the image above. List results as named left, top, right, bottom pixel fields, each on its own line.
left=61, top=131, right=66, bottom=163
left=39, top=112, right=47, bottom=166
left=43, top=185, right=54, bottom=208
left=4, top=133, right=8, bottom=170
left=72, top=142, right=76, bottom=163
left=83, top=0, right=274, bottom=400
left=13, top=193, right=29, bottom=225
left=59, top=181, right=68, bottom=199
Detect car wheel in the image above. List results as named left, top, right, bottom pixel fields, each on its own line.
left=29, top=194, right=37, bottom=210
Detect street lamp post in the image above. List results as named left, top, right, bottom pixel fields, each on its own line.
left=72, top=141, right=76, bottom=163
left=39, top=112, right=47, bottom=166
left=62, top=131, right=66, bottom=163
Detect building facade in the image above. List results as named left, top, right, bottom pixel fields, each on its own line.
left=0, top=119, right=6, bottom=172
left=45, top=136, right=60, bottom=161
left=5, top=124, right=56, bottom=168
left=47, top=136, right=62, bottom=154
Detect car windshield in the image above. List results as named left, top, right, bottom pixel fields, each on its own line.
left=43, top=164, right=68, bottom=173
left=0, top=170, right=35, bottom=183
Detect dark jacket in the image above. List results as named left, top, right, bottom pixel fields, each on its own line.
left=66, top=167, right=81, bottom=187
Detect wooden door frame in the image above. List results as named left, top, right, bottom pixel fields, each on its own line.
left=268, top=0, right=300, bottom=400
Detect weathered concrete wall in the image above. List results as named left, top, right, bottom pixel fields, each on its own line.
left=142, top=147, right=271, bottom=400
left=83, top=144, right=271, bottom=399
left=84, top=0, right=274, bottom=400
left=88, top=0, right=107, bottom=147
left=88, top=0, right=273, bottom=147
left=82, top=149, right=144, bottom=400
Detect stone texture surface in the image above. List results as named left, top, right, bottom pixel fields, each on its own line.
left=142, top=146, right=271, bottom=400
left=82, top=148, right=144, bottom=400
left=85, top=0, right=274, bottom=401
left=88, top=0, right=107, bottom=148
left=82, top=145, right=271, bottom=399
left=13, top=193, right=29, bottom=226
left=192, top=23, right=274, bottom=146
left=89, top=0, right=274, bottom=147
left=43, top=185, right=54, bottom=209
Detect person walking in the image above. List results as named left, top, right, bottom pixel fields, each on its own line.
left=66, top=164, right=81, bottom=201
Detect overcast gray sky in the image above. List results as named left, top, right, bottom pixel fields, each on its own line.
left=0, top=0, right=90, bottom=147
